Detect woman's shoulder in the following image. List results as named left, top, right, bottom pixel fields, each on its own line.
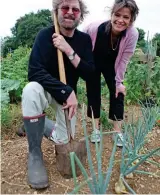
left=83, top=20, right=106, bottom=34
left=126, top=25, right=139, bottom=37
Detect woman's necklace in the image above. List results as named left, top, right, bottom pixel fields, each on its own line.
left=111, top=32, right=120, bottom=51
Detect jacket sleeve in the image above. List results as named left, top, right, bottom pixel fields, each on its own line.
left=28, top=29, right=73, bottom=105
left=76, top=35, right=95, bottom=81
left=115, top=29, right=139, bottom=87
left=83, top=20, right=104, bottom=50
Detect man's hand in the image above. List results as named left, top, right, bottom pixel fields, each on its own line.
left=116, top=84, right=126, bottom=98
left=52, top=33, right=73, bottom=55
left=63, top=91, right=78, bottom=120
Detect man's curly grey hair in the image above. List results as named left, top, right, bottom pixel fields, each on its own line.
left=51, top=0, right=89, bottom=23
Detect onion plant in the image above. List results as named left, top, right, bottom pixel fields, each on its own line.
left=69, top=103, right=159, bottom=194
left=69, top=104, right=117, bottom=194
left=118, top=103, right=160, bottom=193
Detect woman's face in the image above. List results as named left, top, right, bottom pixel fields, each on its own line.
left=111, top=7, right=132, bottom=34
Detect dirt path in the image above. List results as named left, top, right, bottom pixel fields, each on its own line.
left=1, top=111, right=160, bottom=194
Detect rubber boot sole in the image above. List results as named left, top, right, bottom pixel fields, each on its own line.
left=29, top=181, right=49, bottom=189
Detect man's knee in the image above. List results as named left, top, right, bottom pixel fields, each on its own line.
left=22, top=82, right=44, bottom=100
left=22, top=82, right=48, bottom=116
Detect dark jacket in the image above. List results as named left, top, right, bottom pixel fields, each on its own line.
left=28, top=26, right=95, bottom=104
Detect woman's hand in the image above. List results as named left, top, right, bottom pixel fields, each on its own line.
left=116, top=84, right=126, bottom=98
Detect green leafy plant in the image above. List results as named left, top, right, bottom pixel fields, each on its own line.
left=1, top=79, right=20, bottom=107
left=1, top=106, right=13, bottom=128
left=1, top=46, right=30, bottom=100
left=125, top=32, right=160, bottom=105
left=77, top=78, right=87, bottom=107
left=1, top=79, right=21, bottom=129
left=100, top=108, right=113, bottom=130
left=125, top=56, right=160, bottom=105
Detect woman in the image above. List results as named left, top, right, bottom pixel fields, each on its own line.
left=84, top=0, right=139, bottom=146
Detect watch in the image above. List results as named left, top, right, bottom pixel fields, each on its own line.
left=68, top=51, right=76, bottom=60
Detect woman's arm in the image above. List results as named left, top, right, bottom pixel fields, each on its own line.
left=115, top=28, right=139, bottom=88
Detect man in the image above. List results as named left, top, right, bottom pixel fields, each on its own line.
left=22, top=0, right=94, bottom=189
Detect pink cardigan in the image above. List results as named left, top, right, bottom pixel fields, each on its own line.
left=83, top=21, right=139, bottom=87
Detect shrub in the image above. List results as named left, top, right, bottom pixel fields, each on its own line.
left=1, top=46, right=30, bottom=99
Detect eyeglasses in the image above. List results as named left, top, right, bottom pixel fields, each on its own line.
left=60, top=6, right=80, bottom=15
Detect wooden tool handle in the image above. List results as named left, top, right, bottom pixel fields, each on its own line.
left=53, top=12, right=72, bottom=141
left=53, top=12, right=67, bottom=84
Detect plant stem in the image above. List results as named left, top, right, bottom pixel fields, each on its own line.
left=121, top=177, right=136, bottom=194
left=134, top=170, right=160, bottom=177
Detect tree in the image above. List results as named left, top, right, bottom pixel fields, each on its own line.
left=137, top=28, right=145, bottom=41
left=12, top=9, right=52, bottom=47
left=1, top=36, right=17, bottom=57
left=2, top=9, right=52, bottom=56
left=152, top=33, right=160, bottom=57
left=136, top=28, right=146, bottom=50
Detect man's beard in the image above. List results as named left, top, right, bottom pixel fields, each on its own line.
left=58, top=15, right=80, bottom=30
left=62, top=20, right=80, bottom=30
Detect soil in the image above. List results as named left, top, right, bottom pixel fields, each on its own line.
left=1, top=106, right=160, bottom=194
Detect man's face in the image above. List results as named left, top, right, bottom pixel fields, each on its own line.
left=57, top=0, right=81, bottom=30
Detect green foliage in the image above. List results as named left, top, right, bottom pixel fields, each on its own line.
left=152, top=33, right=160, bottom=57
left=137, top=28, right=146, bottom=51
left=146, top=32, right=157, bottom=58
left=137, top=28, right=145, bottom=42
left=125, top=56, right=160, bottom=105
left=77, top=77, right=111, bottom=129
left=1, top=79, right=20, bottom=108
left=2, top=9, right=52, bottom=56
left=1, top=79, right=21, bottom=131
left=150, top=57, right=160, bottom=103
left=1, top=46, right=30, bottom=99
left=77, top=78, right=87, bottom=106
left=1, top=106, right=13, bottom=128
left=100, top=109, right=113, bottom=129
left=1, top=36, right=17, bottom=57
left=124, top=61, right=146, bottom=104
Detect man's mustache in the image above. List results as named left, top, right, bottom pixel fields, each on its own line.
left=64, top=14, right=75, bottom=20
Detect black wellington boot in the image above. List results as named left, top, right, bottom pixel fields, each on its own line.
left=17, top=118, right=55, bottom=139
left=43, top=118, right=55, bottom=139
left=24, top=114, right=49, bottom=189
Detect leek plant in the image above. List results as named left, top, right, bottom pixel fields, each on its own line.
left=118, top=104, right=160, bottom=194
left=69, top=104, right=117, bottom=194
left=69, top=103, right=159, bottom=194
